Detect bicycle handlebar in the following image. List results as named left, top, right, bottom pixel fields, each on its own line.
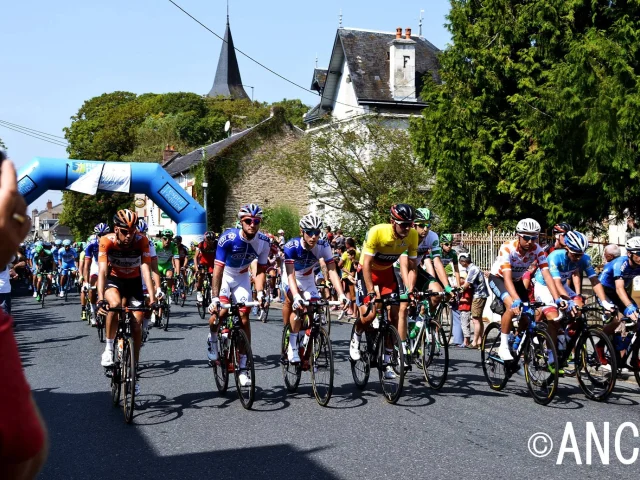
left=219, top=301, right=260, bottom=309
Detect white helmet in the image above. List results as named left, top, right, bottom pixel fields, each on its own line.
left=626, top=236, right=640, bottom=253
left=299, top=214, right=323, bottom=230
left=277, top=229, right=284, bottom=234
left=564, top=231, right=589, bottom=254
left=516, top=218, right=541, bottom=234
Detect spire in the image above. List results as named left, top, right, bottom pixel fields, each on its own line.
left=207, top=17, right=249, bottom=100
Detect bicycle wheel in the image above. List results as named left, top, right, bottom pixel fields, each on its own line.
left=197, top=301, right=206, bottom=319
left=110, top=343, right=122, bottom=406
left=232, top=330, right=255, bottom=409
left=122, top=337, right=136, bottom=423
left=480, top=322, right=510, bottom=391
left=575, top=328, right=617, bottom=401
left=422, top=320, right=449, bottom=390
left=213, top=332, right=229, bottom=393
left=281, top=324, right=301, bottom=392
left=324, top=303, right=332, bottom=337
left=629, top=335, right=640, bottom=390
left=437, top=303, right=453, bottom=344
left=259, top=303, right=270, bottom=323
left=64, top=283, right=69, bottom=302
left=311, top=327, right=334, bottom=406
left=163, top=304, right=170, bottom=331
left=97, top=314, right=105, bottom=343
left=523, top=329, right=558, bottom=406
left=349, top=322, right=370, bottom=390
left=378, top=325, right=404, bottom=404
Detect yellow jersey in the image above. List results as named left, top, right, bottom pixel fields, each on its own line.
left=360, top=224, right=419, bottom=271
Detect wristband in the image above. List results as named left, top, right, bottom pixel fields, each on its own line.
left=444, top=285, right=453, bottom=294
left=511, top=299, right=522, bottom=309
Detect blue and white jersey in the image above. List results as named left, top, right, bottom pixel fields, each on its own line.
left=535, top=249, right=596, bottom=286
left=84, top=238, right=100, bottom=262
left=58, top=248, right=78, bottom=265
left=215, top=228, right=270, bottom=275
left=51, top=247, right=60, bottom=263
left=600, top=256, right=640, bottom=289
left=26, top=247, right=34, bottom=261
left=284, top=237, right=334, bottom=277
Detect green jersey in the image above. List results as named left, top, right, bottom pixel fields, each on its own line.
left=441, top=249, right=458, bottom=276
left=154, top=241, right=179, bottom=266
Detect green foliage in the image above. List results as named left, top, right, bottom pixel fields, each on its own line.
left=58, top=191, right=132, bottom=240
left=260, top=204, right=300, bottom=240
left=0, top=136, right=5, bottom=149
left=271, top=99, right=309, bottom=129
left=283, top=116, right=431, bottom=235
left=411, top=0, right=640, bottom=231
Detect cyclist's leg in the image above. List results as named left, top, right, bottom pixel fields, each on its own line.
left=101, top=278, right=122, bottom=363
left=601, top=286, right=625, bottom=336
left=232, top=272, right=253, bottom=343
left=394, top=266, right=409, bottom=341
left=534, top=281, right=561, bottom=343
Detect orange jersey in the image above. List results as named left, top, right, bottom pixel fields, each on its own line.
left=490, top=239, right=549, bottom=282
left=98, top=233, right=151, bottom=279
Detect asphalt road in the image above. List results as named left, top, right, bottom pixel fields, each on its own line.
left=13, top=288, right=640, bottom=479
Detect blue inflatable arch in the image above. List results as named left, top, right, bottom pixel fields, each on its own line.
left=17, top=158, right=206, bottom=238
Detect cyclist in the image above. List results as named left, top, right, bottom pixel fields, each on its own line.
left=174, top=235, right=190, bottom=300
left=154, top=229, right=180, bottom=303
left=440, top=233, right=461, bottom=287
left=195, top=231, right=217, bottom=303
left=57, top=239, right=78, bottom=297
left=29, top=241, right=42, bottom=296
left=33, top=245, right=56, bottom=302
left=599, top=236, right=640, bottom=334
left=51, top=239, right=62, bottom=267
left=545, top=222, right=572, bottom=254
left=97, top=209, right=157, bottom=396
left=138, top=219, right=162, bottom=335
left=350, top=204, right=418, bottom=379
left=282, top=213, right=349, bottom=363
left=206, top=204, right=270, bottom=387
left=488, top=218, right=564, bottom=362
left=82, top=224, right=110, bottom=323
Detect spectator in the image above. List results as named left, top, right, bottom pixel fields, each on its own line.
left=338, top=245, right=357, bottom=317
left=0, top=261, right=13, bottom=315
left=333, top=229, right=346, bottom=250
left=325, top=226, right=334, bottom=244
left=0, top=157, right=48, bottom=480
left=459, top=253, right=489, bottom=349
left=457, top=288, right=473, bottom=347
left=603, top=244, right=621, bottom=264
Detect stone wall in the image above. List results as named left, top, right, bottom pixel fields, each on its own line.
left=222, top=124, right=309, bottom=226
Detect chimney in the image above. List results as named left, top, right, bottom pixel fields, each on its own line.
left=163, top=144, right=176, bottom=164
left=32, top=208, right=38, bottom=223
left=388, top=26, right=417, bottom=101
left=46, top=200, right=53, bottom=211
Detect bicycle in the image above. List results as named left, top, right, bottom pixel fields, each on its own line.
left=211, top=300, right=259, bottom=410
left=196, top=271, right=212, bottom=319
left=553, top=305, right=617, bottom=401
left=481, top=302, right=559, bottom=405
left=314, top=279, right=333, bottom=336
left=350, top=295, right=406, bottom=404
left=154, top=277, right=172, bottom=331
left=405, top=291, right=450, bottom=389
left=61, top=269, right=75, bottom=302
left=281, top=299, right=338, bottom=407
left=38, top=272, right=55, bottom=308
left=104, top=305, right=152, bottom=424
left=607, top=311, right=640, bottom=389
left=173, top=270, right=187, bottom=307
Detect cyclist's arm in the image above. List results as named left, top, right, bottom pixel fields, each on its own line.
left=552, top=276, right=570, bottom=299
left=150, top=257, right=161, bottom=290
left=615, top=277, right=634, bottom=311
left=326, top=261, right=346, bottom=297
left=453, top=261, right=461, bottom=288
left=97, top=260, right=107, bottom=302
left=572, top=271, right=582, bottom=295
left=540, top=268, right=561, bottom=300
left=319, top=257, right=329, bottom=284
left=361, top=254, right=376, bottom=296
left=432, top=256, right=450, bottom=288
left=285, top=262, right=301, bottom=298
left=590, top=277, right=609, bottom=305
left=211, top=264, right=224, bottom=298
left=254, top=263, right=267, bottom=293
left=141, top=262, right=156, bottom=305
left=399, top=255, right=416, bottom=293
left=422, top=256, right=436, bottom=277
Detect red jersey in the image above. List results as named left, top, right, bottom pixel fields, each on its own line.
left=98, top=233, right=151, bottom=279
left=197, top=240, right=216, bottom=265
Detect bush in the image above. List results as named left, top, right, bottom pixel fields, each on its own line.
left=261, top=205, right=300, bottom=241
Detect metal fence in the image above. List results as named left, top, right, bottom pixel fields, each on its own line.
left=455, top=231, right=517, bottom=271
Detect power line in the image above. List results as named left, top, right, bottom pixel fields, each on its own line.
left=167, top=0, right=362, bottom=111
left=0, top=119, right=67, bottom=140
left=0, top=121, right=68, bottom=148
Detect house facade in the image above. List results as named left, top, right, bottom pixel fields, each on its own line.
left=30, top=200, right=73, bottom=242
left=303, top=26, right=441, bottom=227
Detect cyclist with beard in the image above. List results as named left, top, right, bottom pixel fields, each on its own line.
left=205, top=204, right=270, bottom=388
left=488, top=218, right=564, bottom=362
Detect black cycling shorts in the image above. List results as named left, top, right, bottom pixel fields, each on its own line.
left=106, top=276, right=145, bottom=305
left=603, top=286, right=635, bottom=313
left=488, top=274, right=529, bottom=303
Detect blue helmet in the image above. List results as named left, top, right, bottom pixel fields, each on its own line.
left=62, top=239, right=72, bottom=247
left=564, top=231, right=588, bottom=254
left=55, top=239, right=62, bottom=246
left=94, top=222, right=110, bottom=235
left=137, top=219, right=148, bottom=233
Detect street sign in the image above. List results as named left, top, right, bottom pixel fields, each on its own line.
left=161, top=212, right=169, bottom=219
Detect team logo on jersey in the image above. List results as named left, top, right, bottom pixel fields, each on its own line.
left=220, top=232, right=236, bottom=245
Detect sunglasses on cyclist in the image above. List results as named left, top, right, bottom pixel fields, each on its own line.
left=519, top=234, right=538, bottom=242
left=242, top=218, right=261, bottom=226
left=415, top=223, right=431, bottom=229
left=118, top=227, right=134, bottom=236
left=303, top=229, right=321, bottom=237
left=442, top=243, right=451, bottom=247
left=394, top=220, right=413, bottom=228
left=162, top=236, right=171, bottom=240
left=568, top=251, right=584, bottom=258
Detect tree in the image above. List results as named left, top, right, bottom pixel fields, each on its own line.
left=260, top=204, right=300, bottom=240
left=0, top=136, right=5, bottom=149
left=272, top=99, right=309, bottom=129
left=411, top=0, right=640, bottom=232
left=282, top=117, right=431, bottom=238
left=58, top=191, right=132, bottom=240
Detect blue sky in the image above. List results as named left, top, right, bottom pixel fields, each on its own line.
left=1, top=0, right=452, bottom=211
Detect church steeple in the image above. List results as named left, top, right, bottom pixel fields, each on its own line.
left=207, top=15, right=249, bottom=100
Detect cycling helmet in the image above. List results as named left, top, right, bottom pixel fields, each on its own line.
left=88, top=234, right=97, bottom=243
left=564, top=231, right=588, bottom=253
left=204, top=231, right=216, bottom=242
left=278, top=229, right=285, bottom=234
left=43, top=241, right=52, bottom=248
left=137, top=219, right=148, bottom=233
left=35, top=241, right=43, bottom=247
left=35, top=245, right=43, bottom=254
left=175, top=235, right=182, bottom=243
left=62, top=239, right=72, bottom=247
left=113, top=209, right=138, bottom=229
left=626, top=236, right=640, bottom=253
left=516, top=218, right=541, bottom=234
left=161, top=229, right=174, bottom=238
left=458, top=252, right=471, bottom=262
left=94, top=223, right=110, bottom=235
left=55, top=239, right=62, bottom=246
left=299, top=214, right=323, bottom=230
left=415, top=208, right=432, bottom=222
left=441, top=233, right=454, bottom=244
left=237, top=203, right=263, bottom=219
left=553, top=222, right=572, bottom=235
left=390, top=204, right=415, bottom=222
